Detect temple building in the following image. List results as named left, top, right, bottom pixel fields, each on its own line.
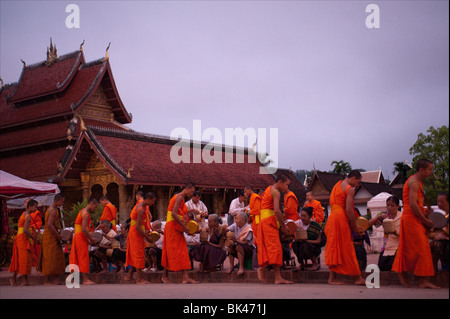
left=0, top=40, right=302, bottom=221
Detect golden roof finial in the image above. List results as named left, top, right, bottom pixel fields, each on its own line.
left=46, top=37, right=58, bottom=66
left=102, top=42, right=111, bottom=62
left=80, top=39, right=85, bottom=52
left=126, top=164, right=134, bottom=178
left=21, top=59, right=26, bottom=69
left=0, top=77, right=3, bottom=89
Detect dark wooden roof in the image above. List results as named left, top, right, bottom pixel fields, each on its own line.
left=60, top=126, right=276, bottom=189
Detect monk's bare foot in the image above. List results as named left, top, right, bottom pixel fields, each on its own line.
left=354, top=276, right=366, bottom=285
left=182, top=277, right=199, bottom=284
left=9, top=278, right=17, bottom=286
left=237, top=268, right=244, bottom=276
left=226, top=267, right=234, bottom=274
left=397, top=273, right=410, bottom=288
left=257, top=268, right=270, bottom=283
left=136, top=279, right=150, bottom=285
left=275, top=278, right=293, bottom=284
left=161, top=276, right=171, bottom=284
left=419, top=278, right=440, bottom=289
left=83, top=279, right=96, bottom=285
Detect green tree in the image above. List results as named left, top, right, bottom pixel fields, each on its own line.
left=330, top=160, right=352, bottom=175
left=63, top=199, right=103, bottom=227
left=392, top=161, right=411, bottom=185
left=409, top=125, right=449, bottom=204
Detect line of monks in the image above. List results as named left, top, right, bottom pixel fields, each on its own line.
left=8, top=159, right=442, bottom=288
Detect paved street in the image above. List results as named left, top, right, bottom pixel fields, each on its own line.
left=1, top=282, right=448, bottom=300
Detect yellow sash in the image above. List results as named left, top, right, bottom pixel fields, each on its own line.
left=254, top=215, right=260, bottom=224
left=18, top=227, right=34, bottom=245
left=166, top=211, right=183, bottom=223
left=75, top=225, right=83, bottom=233
left=130, top=219, right=145, bottom=231
left=260, top=209, right=280, bottom=228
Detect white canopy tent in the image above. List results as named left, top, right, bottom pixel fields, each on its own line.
left=367, top=192, right=402, bottom=214
left=0, top=170, right=60, bottom=208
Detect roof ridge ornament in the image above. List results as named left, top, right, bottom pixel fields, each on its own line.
left=45, top=37, right=58, bottom=66
left=21, top=59, right=26, bottom=69
left=80, top=39, right=85, bottom=52
left=102, top=42, right=111, bottom=62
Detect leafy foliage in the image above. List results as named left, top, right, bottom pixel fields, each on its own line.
left=409, top=125, right=449, bottom=204
left=62, top=199, right=103, bottom=227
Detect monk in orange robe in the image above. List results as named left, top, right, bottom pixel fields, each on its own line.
left=244, top=185, right=261, bottom=243
left=325, top=170, right=365, bottom=285
left=23, top=198, right=42, bottom=267
left=37, top=194, right=66, bottom=285
left=125, top=192, right=157, bottom=284
left=9, top=199, right=38, bottom=286
left=69, top=198, right=99, bottom=285
left=284, top=189, right=299, bottom=221
left=392, top=159, right=440, bottom=289
left=161, top=182, right=198, bottom=284
left=304, top=191, right=325, bottom=224
left=99, top=196, right=118, bottom=231
left=136, top=191, right=152, bottom=230
left=257, top=173, right=293, bottom=284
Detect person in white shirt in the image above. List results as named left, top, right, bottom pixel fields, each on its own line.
left=226, top=212, right=254, bottom=275
left=94, top=220, right=117, bottom=273
left=186, top=191, right=208, bottom=229
left=227, top=191, right=246, bottom=226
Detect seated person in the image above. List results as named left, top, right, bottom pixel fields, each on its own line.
left=93, top=220, right=117, bottom=273
left=226, top=212, right=254, bottom=275
left=352, top=207, right=384, bottom=271
left=191, top=214, right=227, bottom=272
left=430, top=192, right=449, bottom=272
left=375, top=195, right=402, bottom=271
left=292, top=207, right=322, bottom=271
left=145, top=220, right=164, bottom=272
left=112, top=223, right=129, bottom=273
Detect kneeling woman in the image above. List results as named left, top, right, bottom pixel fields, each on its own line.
left=292, top=207, right=323, bottom=271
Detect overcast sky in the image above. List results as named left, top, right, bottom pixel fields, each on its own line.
left=1, top=0, right=448, bottom=180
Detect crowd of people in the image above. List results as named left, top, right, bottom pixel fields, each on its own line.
left=7, top=159, right=448, bottom=288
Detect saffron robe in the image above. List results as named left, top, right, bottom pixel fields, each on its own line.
left=248, top=192, right=261, bottom=243
left=391, top=176, right=434, bottom=276
left=161, top=194, right=191, bottom=271
left=257, top=186, right=283, bottom=267
left=69, top=208, right=93, bottom=273
left=324, top=181, right=361, bottom=276
left=304, top=199, right=325, bottom=223
left=9, top=212, right=32, bottom=275
left=37, top=207, right=65, bottom=276
left=30, top=210, right=42, bottom=267
left=125, top=203, right=150, bottom=269
left=284, top=191, right=299, bottom=221
left=100, top=203, right=118, bottom=231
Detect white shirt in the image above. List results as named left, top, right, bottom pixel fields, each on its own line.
left=186, top=199, right=208, bottom=214
left=100, top=229, right=117, bottom=247
left=228, top=223, right=254, bottom=246
left=229, top=197, right=245, bottom=217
